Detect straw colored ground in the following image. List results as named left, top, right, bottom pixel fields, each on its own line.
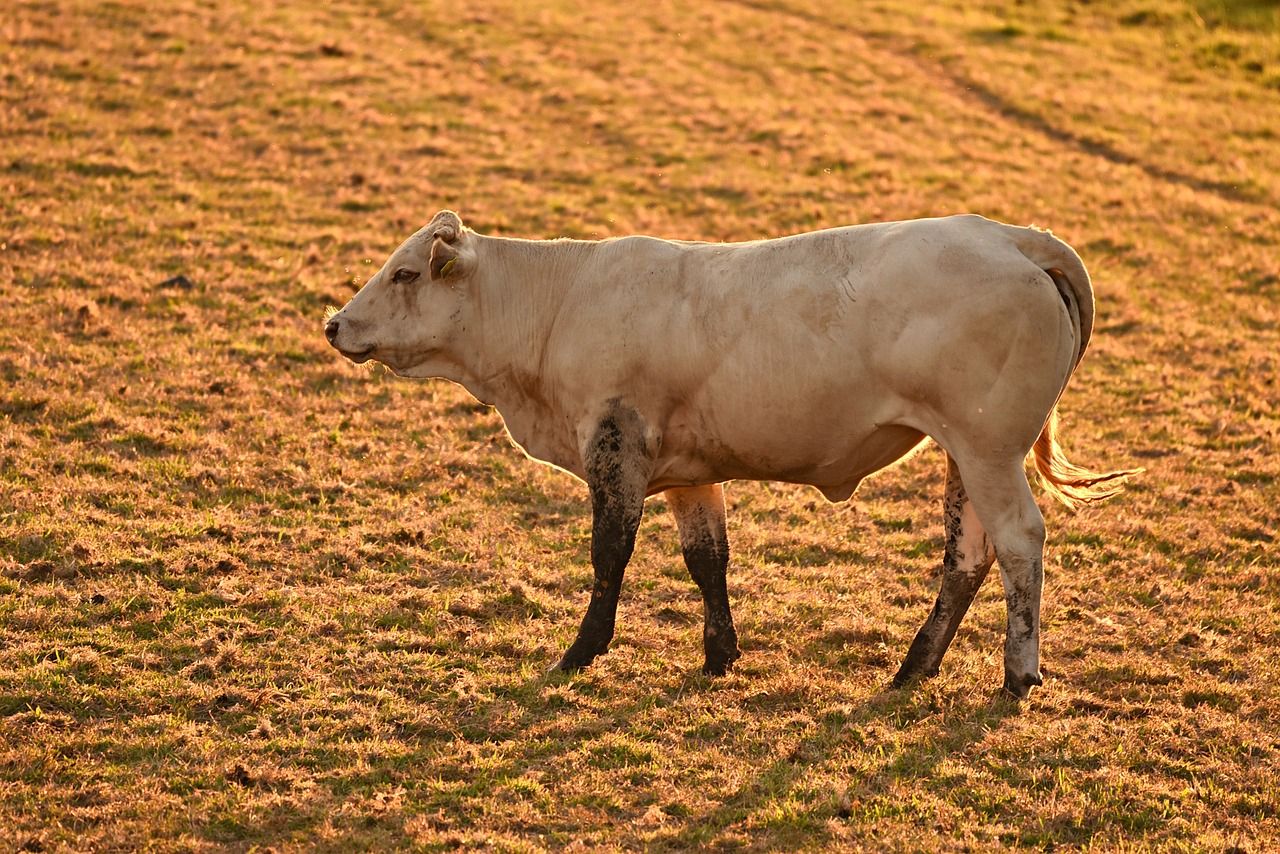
left=2, top=0, right=1278, bottom=850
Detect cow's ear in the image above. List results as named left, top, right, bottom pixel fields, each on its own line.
left=425, top=210, right=467, bottom=281
left=429, top=235, right=461, bottom=281
left=427, top=209, right=463, bottom=240
left=426, top=210, right=466, bottom=281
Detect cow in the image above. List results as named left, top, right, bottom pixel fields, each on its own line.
left=324, top=210, right=1135, bottom=698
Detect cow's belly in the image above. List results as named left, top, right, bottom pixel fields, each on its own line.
left=648, top=408, right=927, bottom=501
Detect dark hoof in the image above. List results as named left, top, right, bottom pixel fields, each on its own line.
left=1001, top=670, right=1043, bottom=700
left=553, top=652, right=599, bottom=673
left=701, top=648, right=741, bottom=677
left=891, top=664, right=939, bottom=689
left=553, top=642, right=609, bottom=673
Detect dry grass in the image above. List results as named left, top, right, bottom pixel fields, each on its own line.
left=2, top=0, right=1278, bottom=850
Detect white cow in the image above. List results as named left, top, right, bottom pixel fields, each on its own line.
left=326, top=210, right=1134, bottom=697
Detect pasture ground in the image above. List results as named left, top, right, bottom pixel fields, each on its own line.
left=2, top=0, right=1278, bottom=849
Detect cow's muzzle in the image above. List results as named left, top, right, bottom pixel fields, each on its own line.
left=325, top=317, right=375, bottom=362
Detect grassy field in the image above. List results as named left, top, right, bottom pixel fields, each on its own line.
left=2, top=0, right=1279, bottom=849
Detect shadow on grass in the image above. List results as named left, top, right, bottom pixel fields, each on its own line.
left=649, top=682, right=1024, bottom=848
left=162, top=631, right=1026, bottom=850
left=640, top=681, right=1018, bottom=850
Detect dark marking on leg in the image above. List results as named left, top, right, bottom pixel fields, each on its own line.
left=893, top=455, right=996, bottom=687
left=999, top=555, right=1044, bottom=700
left=667, top=484, right=739, bottom=675
left=555, top=403, right=653, bottom=672
left=939, top=458, right=1049, bottom=698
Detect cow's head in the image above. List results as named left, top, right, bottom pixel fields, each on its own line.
left=324, top=209, right=476, bottom=376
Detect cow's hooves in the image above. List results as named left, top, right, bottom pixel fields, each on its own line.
left=891, top=665, right=939, bottom=689
left=1001, top=670, right=1043, bottom=700
left=552, top=651, right=597, bottom=673
left=701, top=650, right=740, bottom=677
left=554, top=643, right=612, bottom=673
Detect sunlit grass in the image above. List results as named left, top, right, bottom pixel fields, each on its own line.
left=1, top=0, right=1278, bottom=850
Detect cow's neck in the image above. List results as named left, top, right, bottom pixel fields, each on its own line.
left=448, top=233, right=595, bottom=414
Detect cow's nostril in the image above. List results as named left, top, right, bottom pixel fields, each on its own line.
left=324, top=318, right=340, bottom=343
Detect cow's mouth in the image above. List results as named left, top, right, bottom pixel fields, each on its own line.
left=339, top=345, right=376, bottom=363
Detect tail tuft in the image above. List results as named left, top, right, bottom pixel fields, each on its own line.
left=1032, top=409, right=1142, bottom=510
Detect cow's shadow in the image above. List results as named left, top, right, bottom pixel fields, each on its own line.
left=486, top=655, right=1023, bottom=845
left=647, top=679, right=1024, bottom=847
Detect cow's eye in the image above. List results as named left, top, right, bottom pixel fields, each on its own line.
left=392, top=267, right=420, bottom=284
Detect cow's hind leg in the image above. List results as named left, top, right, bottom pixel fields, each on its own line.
left=555, top=405, right=654, bottom=672
left=949, top=456, right=1047, bottom=699
left=893, top=455, right=997, bottom=687
left=666, top=483, right=739, bottom=675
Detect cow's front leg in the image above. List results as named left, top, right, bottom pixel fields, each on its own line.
left=555, top=405, right=654, bottom=672
left=666, top=483, right=739, bottom=675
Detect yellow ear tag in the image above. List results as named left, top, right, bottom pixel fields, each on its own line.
left=440, top=258, right=457, bottom=277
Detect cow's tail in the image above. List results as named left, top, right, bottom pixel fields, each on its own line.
left=1032, top=409, right=1138, bottom=510
left=1015, top=226, right=1141, bottom=510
